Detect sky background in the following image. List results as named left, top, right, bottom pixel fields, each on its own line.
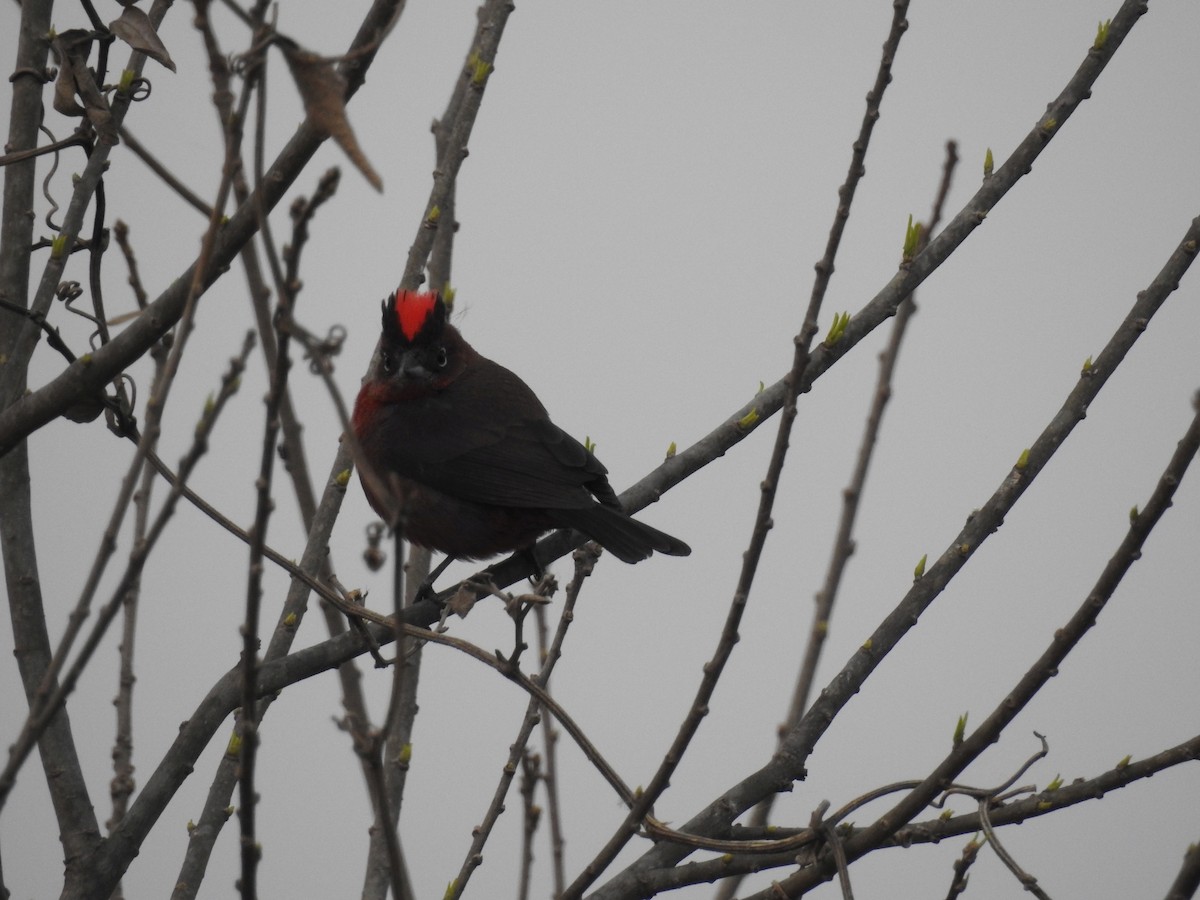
left=2, top=2, right=1199, bottom=898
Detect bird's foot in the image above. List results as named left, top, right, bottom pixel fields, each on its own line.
left=520, top=546, right=545, bottom=582
left=412, top=580, right=437, bottom=604
left=412, top=553, right=457, bottom=603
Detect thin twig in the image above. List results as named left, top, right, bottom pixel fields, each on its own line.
left=112, top=220, right=152, bottom=314
left=105, top=301, right=169, bottom=898
left=977, top=799, right=1054, bottom=900
left=942, top=836, right=984, bottom=900
left=811, top=803, right=854, bottom=900
left=119, top=127, right=214, bottom=217
left=237, top=18, right=280, bottom=894
left=449, top=549, right=597, bottom=898
left=1164, top=840, right=1200, bottom=900
left=0, top=130, right=90, bottom=167
left=517, top=749, right=542, bottom=900
left=375, top=530, right=411, bottom=900
left=534, top=602, right=567, bottom=895
left=567, top=6, right=913, bottom=899
left=719, top=136, right=960, bottom=900
left=348, top=715, right=414, bottom=900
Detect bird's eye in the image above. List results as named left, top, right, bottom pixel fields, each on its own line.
left=380, top=350, right=395, bottom=375
left=434, top=347, right=448, bottom=369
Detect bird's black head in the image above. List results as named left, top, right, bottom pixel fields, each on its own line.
left=377, top=290, right=459, bottom=385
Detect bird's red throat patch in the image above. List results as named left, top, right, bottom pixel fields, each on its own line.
left=395, top=290, right=438, bottom=341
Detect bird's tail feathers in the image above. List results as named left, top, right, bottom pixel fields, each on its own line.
left=556, top=504, right=690, bottom=564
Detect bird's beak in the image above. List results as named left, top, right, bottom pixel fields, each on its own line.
left=397, top=352, right=429, bottom=380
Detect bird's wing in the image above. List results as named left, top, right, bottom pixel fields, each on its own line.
left=434, top=416, right=609, bottom=508
left=380, top=358, right=615, bottom=510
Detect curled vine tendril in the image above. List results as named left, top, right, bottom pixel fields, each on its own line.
left=39, top=124, right=62, bottom=232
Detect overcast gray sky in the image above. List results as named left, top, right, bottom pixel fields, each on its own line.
left=3, top=2, right=1198, bottom=898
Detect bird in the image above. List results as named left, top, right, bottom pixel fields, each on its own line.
left=351, top=290, right=690, bottom=580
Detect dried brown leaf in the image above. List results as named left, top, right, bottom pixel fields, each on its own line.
left=279, top=39, right=382, bottom=192
left=109, top=6, right=177, bottom=73
left=50, top=30, right=118, bottom=145
left=446, top=584, right=479, bottom=619
left=50, top=30, right=92, bottom=116
left=52, top=62, right=85, bottom=117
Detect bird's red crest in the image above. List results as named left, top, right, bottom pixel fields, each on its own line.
left=395, top=290, right=439, bottom=341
